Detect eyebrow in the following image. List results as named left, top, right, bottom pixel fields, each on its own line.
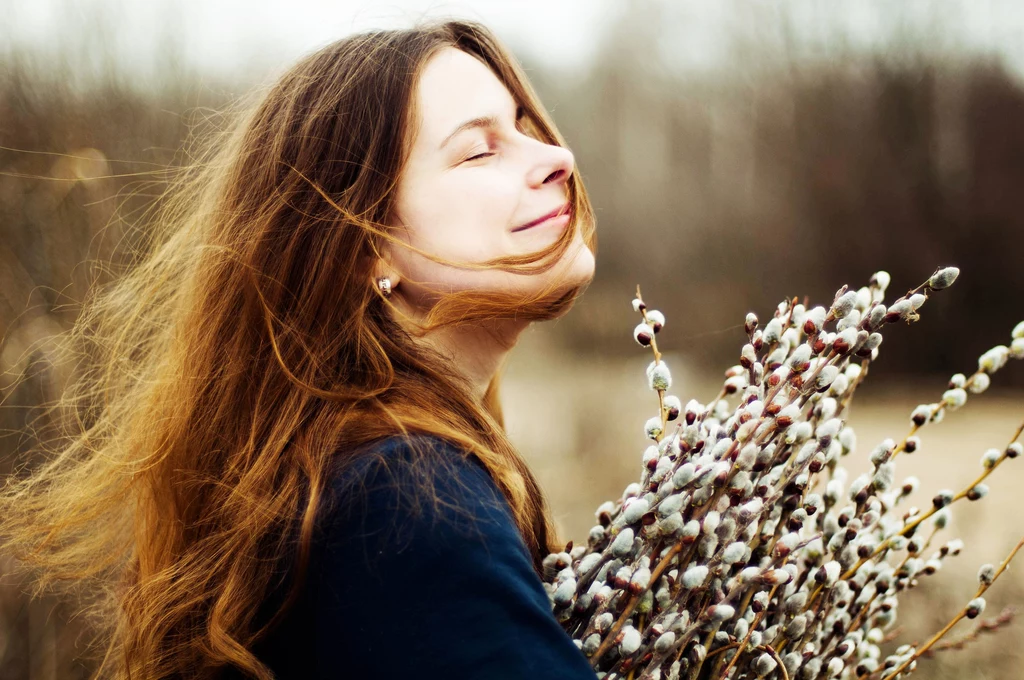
left=438, top=104, right=522, bottom=152
left=438, top=116, right=501, bottom=152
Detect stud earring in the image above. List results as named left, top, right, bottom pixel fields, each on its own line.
left=377, top=277, right=393, bottom=297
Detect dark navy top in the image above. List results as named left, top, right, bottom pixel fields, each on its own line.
left=246, top=434, right=597, bottom=679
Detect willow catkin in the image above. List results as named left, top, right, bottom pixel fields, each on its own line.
left=540, top=266, right=1024, bottom=680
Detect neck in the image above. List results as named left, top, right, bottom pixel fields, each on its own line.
left=421, top=320, right=526, bottom=404
left=386, top=294, right=528, bottom=404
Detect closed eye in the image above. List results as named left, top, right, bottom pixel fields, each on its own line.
left=461, top=106, right=528, bottom=164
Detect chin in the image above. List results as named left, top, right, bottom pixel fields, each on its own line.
left=566, top=242, right=597, bottom=286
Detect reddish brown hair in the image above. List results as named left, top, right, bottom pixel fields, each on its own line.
left=0, top=17, right=596, bottom=679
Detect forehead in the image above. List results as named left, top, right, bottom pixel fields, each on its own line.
left=410, top=47, right=516, bottom=152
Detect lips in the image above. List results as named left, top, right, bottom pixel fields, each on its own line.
left=512, top=203, right=571, bottom=232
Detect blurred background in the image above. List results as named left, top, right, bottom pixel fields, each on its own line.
left=1, top=0, right=1022, bottom=677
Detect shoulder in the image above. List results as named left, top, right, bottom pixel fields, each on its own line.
left=319, top=433, right=523, bottom=572
left=306, top=434, right=599, bottom=678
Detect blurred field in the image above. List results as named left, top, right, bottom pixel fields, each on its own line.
left=504, top=333, right=1024, bottom=679
left=2, top=1, right=1023, bottom=677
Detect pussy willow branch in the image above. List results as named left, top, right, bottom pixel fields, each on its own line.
left=877, top=536, right=1024, bottom=680
left=889, top=369, right=994, bottom=464
left=589, top=542, right=683, bottom=665
left=926, top=605, right=1017, bottom=654
left=637, top=285, right=668, bottom=438
left=559, top=268, right=1021, bottom=680
left=807, top=422, right=1024, bottom=611
left=713, top=582, right=783, bottom=679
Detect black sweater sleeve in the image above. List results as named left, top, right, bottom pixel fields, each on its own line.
left=308, top=434, right=598, bottom=679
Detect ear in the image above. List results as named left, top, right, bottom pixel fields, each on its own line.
left=369, top=216, right=408, bottom=287
left=371, top=249, right=400, bottom=288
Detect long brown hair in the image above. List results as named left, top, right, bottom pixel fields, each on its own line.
left=0, top=17, right=596, bottom=680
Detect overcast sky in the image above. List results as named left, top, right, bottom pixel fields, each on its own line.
left=2, top=0, right=614, bottom=80
left=4, top=0, right=1024, bottom=83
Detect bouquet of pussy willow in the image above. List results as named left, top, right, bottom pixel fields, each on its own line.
left=540, top=267, right=1024, bottom=680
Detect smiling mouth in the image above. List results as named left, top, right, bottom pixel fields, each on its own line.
left=512, top=204, right=572, bottom=233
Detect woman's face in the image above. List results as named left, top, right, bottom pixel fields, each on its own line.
left=383, top=46, right=595, bottom=310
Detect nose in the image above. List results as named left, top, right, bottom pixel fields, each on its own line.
left=527, top=141, right=575, bottom=188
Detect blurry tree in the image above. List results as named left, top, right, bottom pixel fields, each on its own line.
left=1, top=1, right=1023, bottom=675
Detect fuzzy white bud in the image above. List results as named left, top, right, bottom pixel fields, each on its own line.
left=623, top=497, right=650, bottom=525
left=968, top=372, right=991, bottom=394
left=942, top=387, right=967, bottom=410
left=754, top=652, right=778, bottom=676
left=815, top=366, right=840, bottom=391
left=630, top=566, right=652, bottom=591
left=979, top=346, right=1010, bottom=374
left=872, top=462, right=895, bottom=491
left=932, top=507, right=951, bottom=529
left=658, top=494, right=684, bottom=518
left=663, top=394, right=682, bottom=420
left=722, top=541, right=747, bottom=564
left=633, top=322, right=653, bottom=346
left=816, top=418, right=843, bottom=439
left=978, top=563, right=997, bottom=586
left=745, top=312, right=759, bottom=332
left=763, top=569, right=791, bottom=586
left=647, top=361, right=672, bottom=391
left=763, top=317, right=784, bottom=345
left=819, top=560, right=842, bottom=586
left=654, top=631, right=676, bottom=654
left=968, top=483, right=989, bottom=500
left=867, top=303, right=887, bottom=329
left=739, top=566, right=762, bottom=583
left=981, top=448, right=1001, bottom=469
left=619, top=625, right=642, bottom=654
left=578, top=553, right=602, bottom=577
left=788, top=344, right=812, bottom=372
left=778, top=404, right=802, bottom=425
left=838, top=427, right=857, bottom=454
left=870, top=270, right=891, bottom=294
left=828, top=372, right=850, bottom=397
left=910, top=404, right=934, bottom=426
left=645, top=309, right=665, bottom=331
left=1011, top=337, right=1024, bottom=359
left=682, top=565, right=709, bottom=588
left=708, top=604, right=735, bottom=624
left=611, top=528, right=635, bottom=558
left=804, top=306, right=827, bottom=333
left=928, top=266, right=959, bottom=290
left=855, top=286, right=872, bottom=311
left=739, top=498, right=763, bottom=523
left=831, top=291, right=858, bottom=320
left=886, top=298, right=912, bottom=321
left=966, top=597, right=987, bottom=619
left=644, top=416, right=663, bottom=440
left=553, top=578, right=576, bottom=606
left=673, top=463, right=697, bottom=488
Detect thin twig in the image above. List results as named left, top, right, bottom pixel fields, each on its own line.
left=879, top=537, right=1024, bottom=680
left=924, top=606, right=1018, bottom=655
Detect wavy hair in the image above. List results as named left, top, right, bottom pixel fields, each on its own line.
left=0, top=17, right=596, bottom=680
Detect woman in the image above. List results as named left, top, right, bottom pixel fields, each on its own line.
left=0, top=18, right=598, bottom=679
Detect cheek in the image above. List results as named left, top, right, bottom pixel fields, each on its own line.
left=408, top=174, right=518, bottom=256
left=389, top=216, right=504, bottom=291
